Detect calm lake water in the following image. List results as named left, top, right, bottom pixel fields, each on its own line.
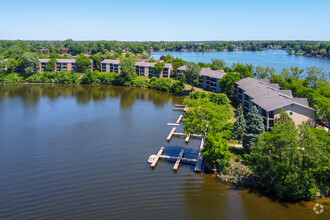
left=152, top=50, right=330, bottom=73
left=0, top=85, right=329, bottom=219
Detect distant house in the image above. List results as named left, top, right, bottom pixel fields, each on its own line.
left=234, top=77, right=316, bottom=130
left=100, top=59, right=172, bottom=78
left=0, top=59, right=8, bottom=71
left=199, top=68, right=227, bottom=93
left=38, top=59, right=93, bottom=72
left=40, top=49, right=50, bottom=55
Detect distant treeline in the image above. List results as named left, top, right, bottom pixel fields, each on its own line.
left=0, top=40, right=329, bottom=57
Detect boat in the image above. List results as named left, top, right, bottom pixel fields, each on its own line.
left=148, top=155, right=156, bottom=164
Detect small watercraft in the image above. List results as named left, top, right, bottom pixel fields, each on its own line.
left=148, top=155, right=156, bottom=164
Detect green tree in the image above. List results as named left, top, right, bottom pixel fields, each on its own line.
left=185, top=62, right=201, bottom=87
left=118, top=57, right=136, bottom=86
left=286, top=47, right=293, bottom=55
left=6, top=58, right=19, bottom=72
left=280, top=66, right=304, bottom=83
left=219, top=72, right=240, bottom=97
left=243, top=106, right=264, bottom=151
left=21, top=52, right=39, bottom=74
left=171, top=80, right=185, bottom=95
left=80, top=70, right=100, bottom=84
left=211, top=59, right=226, bottom=70
left=46, top=58, right=57, bottom=72
left=250, top=110, right=329, bottom=200
left=153, top=62, right=165, bottom=74
left=305, top=67, right=329, bottom=89
left=255, top=65, right=275, bottom=79
left=203, top=132, right=231, bottom=172
left=76, top=54, right=91, bottom=73
left=90, top=53, right=102, bottom=71
left=233, top=104, right=245, bottom=143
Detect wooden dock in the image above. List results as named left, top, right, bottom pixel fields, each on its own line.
left=167, top=127, right=176, bottom=141
left=195, top=137, right=205, bottom=172
left=176, top=115, right=183, bottom=124
left=151, top=147, right=164, bottom=168
left=150, top=147, right=198, bottom=171
left=173, top=150, right=184, bottom=171
left=167, top=123, right=180, bottom=126
left=185, top=134, right=191, bottom=143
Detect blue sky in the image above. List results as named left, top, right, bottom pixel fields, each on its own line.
left=1, top=0, right=329, bottom=41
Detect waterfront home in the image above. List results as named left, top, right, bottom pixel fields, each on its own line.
left=199, top=68, right=227, bottom=93
left=234, top=77, right=316, bottom=130
left=38, top=59, right=93, bottom=72
left=101, top=59, right=173, bottom=78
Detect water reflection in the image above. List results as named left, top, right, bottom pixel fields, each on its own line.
left=0, top=84, right=183, bottom=109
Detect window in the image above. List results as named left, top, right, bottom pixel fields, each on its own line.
left=290, top=112, right=293, bottom=115
left=269, top=111, right=274, bottom=118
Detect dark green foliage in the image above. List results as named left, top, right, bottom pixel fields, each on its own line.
left=97, top=72, right=117, bottom=85
left=170, top=81, right=185, bottom=95
left=148, top=77, right=173, bottom=92
left=185, top=62, right=201, bottom=87
left=118, top=58, right=136, bottom=86
left=153, top=62, right=165, bottom=74
left=209, top=93, right=229, bottom=105
left=55, top=71, right=79, bottom=84
left=219, top=72, right=240, bottom=97
left=233, top=104, right=245, bottom=142
left=21, top=52, right=39, bottom=74
left=243, top=106, right=264, bottom=151
left=46, top=58, right=57, bottom=71
left=80, top=70, right=100, bottom=84
left=76, top=54, right=91, bottom=73
left=250, top=110, right=329, bottom=200
left=203, top=132, right=231, bottom=172
left=211, top=59, right=226, bottom=70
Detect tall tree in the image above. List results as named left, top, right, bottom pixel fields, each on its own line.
left=46, top=58, right=57, bottom=71
left=211, top=59, right=226, bottom=70
left=255, top=65, right=275, bottom=79
left=118, top=57, right=136, bottom=85
left=185, top=62, right=201, bottom=87
left=243, top=106, right=264, bottom=151
left=233, top=104, right=245, bottom=143
left=153, top=62, right=165, bottom=74
left=76, top=54, right=91, bottom=73
left=250, top=110, right=329, bottom=200
left=21, top=52, right=39, bottom=74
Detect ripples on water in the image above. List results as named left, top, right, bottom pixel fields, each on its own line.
left=0, top=85, right=328, bottom=219
left=152, top=50, right=330, bottom=73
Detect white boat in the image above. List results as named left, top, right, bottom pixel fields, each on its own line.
left=148, top=155, right=156, bottom=164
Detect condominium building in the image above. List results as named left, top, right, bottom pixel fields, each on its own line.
left=135, top=62, right=172, bottom=78
left=234, top=77, right=316, bottom=130
left=38, top=59, right=93, bottom=72
left=199, top=68, right=227, bottom=93
left=100, top=59, right=173, bottom=78
left=101, top=59, right=121, bottom=73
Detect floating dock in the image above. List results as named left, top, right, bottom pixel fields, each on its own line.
left=151, top=147, right=164, bottom=168
left=194, top=137, right=205, bottom=172
left=167, top=127, right=177, bottom=141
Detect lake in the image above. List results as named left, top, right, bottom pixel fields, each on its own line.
left=152, top=50, right=330, bottom=73
left=0, top=85, right=329, bottom=219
